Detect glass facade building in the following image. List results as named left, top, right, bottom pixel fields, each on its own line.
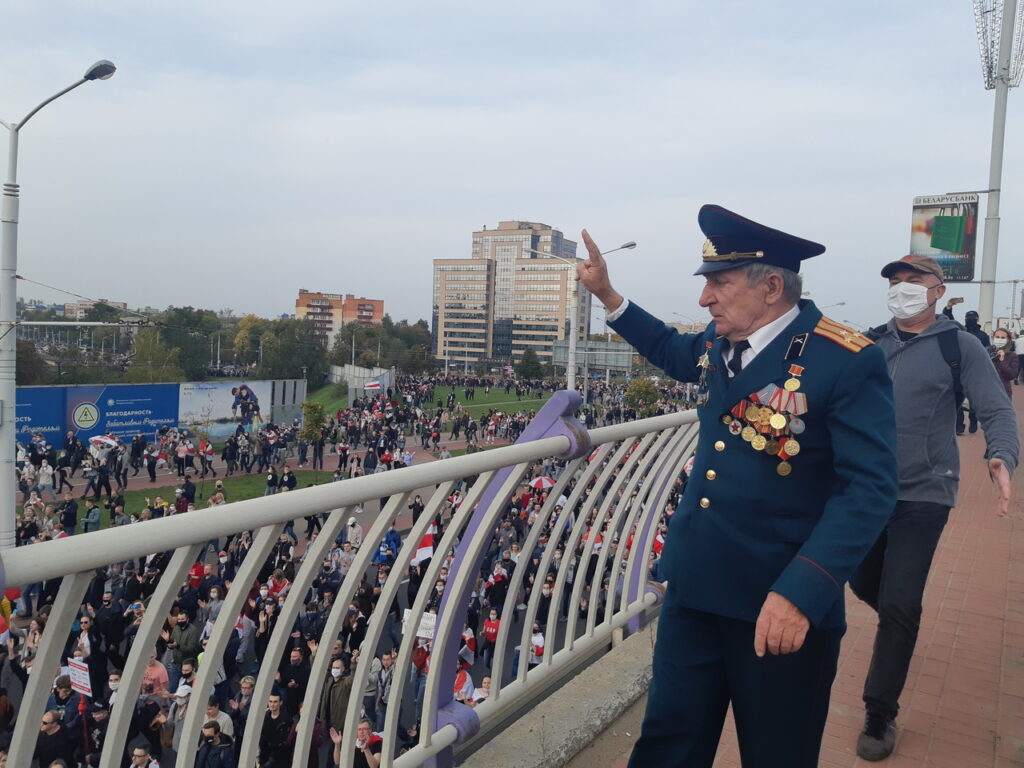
left=432, top=221, right=592, bottom=367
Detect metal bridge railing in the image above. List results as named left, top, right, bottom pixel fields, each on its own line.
left=0, top=391, right=698, bottom=768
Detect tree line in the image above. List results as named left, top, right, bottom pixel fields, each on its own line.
left=17, top=302, right=437, bottom=386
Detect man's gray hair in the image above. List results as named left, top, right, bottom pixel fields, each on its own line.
left=743, top=263, right=803, bottom=304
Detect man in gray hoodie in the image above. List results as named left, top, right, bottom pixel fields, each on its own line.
left=852, top=254, right=1018, bottom=760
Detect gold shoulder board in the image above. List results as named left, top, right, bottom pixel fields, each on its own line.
left=813, top=317, right=873, bottom=353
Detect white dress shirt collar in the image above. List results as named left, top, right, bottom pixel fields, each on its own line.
left=726, top=303, right=801, bottom=371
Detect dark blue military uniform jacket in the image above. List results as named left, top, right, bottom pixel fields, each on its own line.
left=611, top=300, right=898, bottom=629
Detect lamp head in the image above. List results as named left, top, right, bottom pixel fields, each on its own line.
left=84, top=60, right=117, bottom=81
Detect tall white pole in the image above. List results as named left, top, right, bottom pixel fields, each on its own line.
left=978, top=0, right=1017, bottom=332
left=567, top=275, right=577, bottom=392
left=0, top=127, right=21, bottom=549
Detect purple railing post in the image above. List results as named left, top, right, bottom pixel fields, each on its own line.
left=424, top=390, right=589, bottom=768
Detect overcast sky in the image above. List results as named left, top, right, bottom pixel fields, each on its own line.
left=2, top=1, right=1021, bottom=331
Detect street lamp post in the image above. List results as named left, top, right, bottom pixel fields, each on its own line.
left=0, top=60, right=116, bottom=549
left=525, top=241, right=635, bottom=392
left=972, top=0, right=1022, bottom=330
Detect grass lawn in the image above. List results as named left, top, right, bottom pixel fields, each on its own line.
left=108, top=469, right=338, bottom=525
left=308, top=384, right=349, bottom=415
left=307, top=382, right=554, bottom=422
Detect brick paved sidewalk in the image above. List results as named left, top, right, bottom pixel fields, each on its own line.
left=599, top=406, right=1024, bottom=767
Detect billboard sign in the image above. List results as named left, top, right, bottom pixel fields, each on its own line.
left=64, top=384, right=180, bottom=442
left=178, top=381, right=272, bottom=440
left=910, top=193, right=979, bottom=282
left=14, top=387, right=66, bottom=443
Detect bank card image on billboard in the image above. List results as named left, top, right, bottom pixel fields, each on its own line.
left=178, top=381, right=272, bottom=439
left=64, top=384, right=180, bottom=442
left=910, top=194, right=979, bottom=282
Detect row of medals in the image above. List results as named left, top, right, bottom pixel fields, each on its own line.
left=721, top=400, right=805, bottom=477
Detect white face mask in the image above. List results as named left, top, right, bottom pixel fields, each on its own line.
left=887, top=282, right=932, bottom=320
left=109, top=681, right=120, bottom=691
left=330, top=668, right=343, bottom=679
left=993, top=337, right=1008, bottom=349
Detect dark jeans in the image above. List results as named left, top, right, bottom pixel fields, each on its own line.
left=850, top=499, right=950, bottom=720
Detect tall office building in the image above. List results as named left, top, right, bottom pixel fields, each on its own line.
left=432, top=220, right=591, bottom=367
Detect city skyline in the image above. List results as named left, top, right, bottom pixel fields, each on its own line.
left=1, top=2, right=1020, bottom=331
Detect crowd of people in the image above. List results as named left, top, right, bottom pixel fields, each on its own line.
left=3, top=374, right=684, bottom=767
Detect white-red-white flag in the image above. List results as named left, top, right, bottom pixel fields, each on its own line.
left=412, top=523, right=437, bottom=565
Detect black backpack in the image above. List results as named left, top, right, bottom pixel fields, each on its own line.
left=867, top=324, right=964, bottom=410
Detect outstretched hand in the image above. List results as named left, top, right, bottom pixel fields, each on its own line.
left=580, top=230, right=624, bottom=312
left=988, top=458, right=1012, bottom=517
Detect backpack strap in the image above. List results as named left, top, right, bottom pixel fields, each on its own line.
left=936, top=328, right=965, bottom=409
left=868, top=324, right=964, bottom=409
left=865, top=324, right=888, bottom=342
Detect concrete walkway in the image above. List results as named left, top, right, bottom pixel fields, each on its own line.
left=578, top=402, right=1024, bottom=767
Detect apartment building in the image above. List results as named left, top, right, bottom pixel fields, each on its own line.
left=295, top=290, right=384, bottom=344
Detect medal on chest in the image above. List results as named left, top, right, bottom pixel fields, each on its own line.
left=720, top=370, right=810, bottom=476
left=695, top=341, right=715, bottom=405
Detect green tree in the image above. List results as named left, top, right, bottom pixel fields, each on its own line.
left=21, top=307, right=59, bottom=322
left=517, top=348, right=543, bottom=379
left=260, top=318, right=328, bottom=383
left=234, top=314, right=271, bottom=366
left=298, top=400, right=326, bottom=442
left=84, top=302, right=123, bottom=323
left=16, top=339, right=51, bottom=385
left=624, top=376, right=661, bottom=417
left=124, top=328, right=186, bottom=383
left=157, top=306, right=222, bottom=381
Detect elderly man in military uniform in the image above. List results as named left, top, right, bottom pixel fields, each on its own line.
left=577, top=205, right=899, bottom=768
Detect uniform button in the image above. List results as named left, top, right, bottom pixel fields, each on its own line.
left=706, top=469, right=717, bottom=480
left=714, top=441, right=726, bottom=452
left=699, top=497, right=711, bottom=508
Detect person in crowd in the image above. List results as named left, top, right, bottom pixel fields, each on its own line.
left=258, top=692, right=293, bottom=768
left=942, top=301, right=991, bottom=433
left=35, top=710, right=75, bottom=768
left=197, top=720, right=236, bottom=768
left=850, top=255, right=1018, bottom=759
left=990, top=327, right=1019, bottom=398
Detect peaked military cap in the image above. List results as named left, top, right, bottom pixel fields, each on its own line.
left=694, top=204, right=826, bottom=276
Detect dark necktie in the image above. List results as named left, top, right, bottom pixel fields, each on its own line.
left=727, top=340, right=751, bottom=377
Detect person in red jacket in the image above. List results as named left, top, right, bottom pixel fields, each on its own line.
left=479, top=608, right=500, bottom=669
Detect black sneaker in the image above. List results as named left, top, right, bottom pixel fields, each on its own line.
left=856, top=712, right=896, bottom=761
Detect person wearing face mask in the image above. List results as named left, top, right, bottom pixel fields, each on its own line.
left=479, top=608, right=501, bottom=669
left=196, top=720, right=235, bottom=768
left=849, top=254, right=1018, bottom=760
left=941, top=303, right=991, bottom=433
left=578, top=206, right=899, bottom=768
left=989, top=328, right=1019, bottom=398
left=318, top=657, right=353, bottom=738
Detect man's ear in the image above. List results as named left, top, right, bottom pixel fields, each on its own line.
left=765, top=272, right=786, bottom=305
